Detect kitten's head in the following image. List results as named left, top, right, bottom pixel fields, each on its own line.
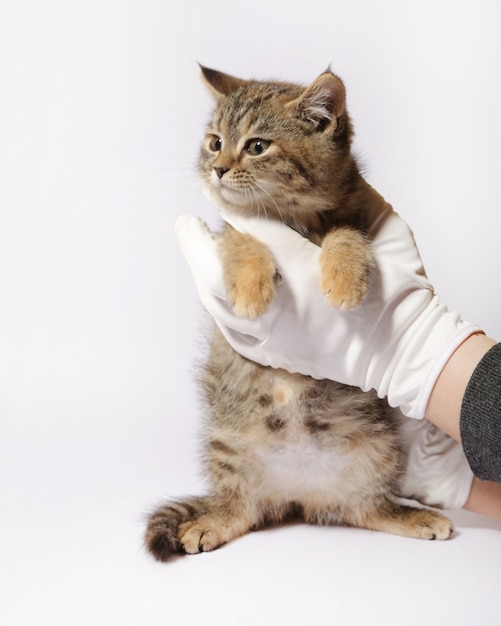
left=198, top=65, right=355, bottom=228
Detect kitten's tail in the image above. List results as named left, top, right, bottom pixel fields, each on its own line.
left=144, top=496, right=210, bottom=562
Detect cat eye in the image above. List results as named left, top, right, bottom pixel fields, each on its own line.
left=208, top=135, right=222, bottom=152
left=245, top=139, right=271, bottom=156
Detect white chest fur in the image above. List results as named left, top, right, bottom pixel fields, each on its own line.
left=257, top=431, right=351, bottom=500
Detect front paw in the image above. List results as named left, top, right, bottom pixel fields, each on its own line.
left=319, top=228, right=373, bottom=311
left=228, top=271, right=277, bottom=319
left=320, top=264, right=369, bottom=310
left=219, top=228, right=277, bottom=319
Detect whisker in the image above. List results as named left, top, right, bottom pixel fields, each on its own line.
left=248, top=186, right=269, bottom=220
left=253, top=181, right=285, bottom=222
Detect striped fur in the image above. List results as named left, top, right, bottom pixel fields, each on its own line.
left=144, top=68, right=453, bottom=561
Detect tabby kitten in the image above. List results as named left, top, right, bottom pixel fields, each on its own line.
left=145, top=66, right=453, bottom=561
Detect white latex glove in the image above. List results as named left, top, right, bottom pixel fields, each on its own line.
left=397, top=413, right=473, bottom=509
left=175, top=207, right=480, bottom=420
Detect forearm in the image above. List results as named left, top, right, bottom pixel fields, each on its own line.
left=424, top=334, right=501, bottom=521
left=464, top=477, right=501, bottom=522
left=425, top=333, right=496, bottom=443
left=426, top=334, right=501, bottom=516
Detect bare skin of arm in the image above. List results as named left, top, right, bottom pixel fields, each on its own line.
left=426, top=333, right=501, bottom=521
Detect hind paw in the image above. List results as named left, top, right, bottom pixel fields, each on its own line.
left=178, top=519, right=225, bottom=554
left=413, top=510, right=455, bottom=540
left=371, top=505, right=455, bottom=541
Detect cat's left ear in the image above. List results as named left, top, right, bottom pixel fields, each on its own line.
left=199, top=64, right=247, bottom=99
left=288, top=70, right=346, bottom=129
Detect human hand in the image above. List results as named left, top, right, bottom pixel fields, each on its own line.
left=174, top=201, right=479, bottom=419
left=397, top=412, right=473, bottom=509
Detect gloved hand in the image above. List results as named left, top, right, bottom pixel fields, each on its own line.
left=175, top=202, right=480, bottom=420
left=397, top=412, right=473, bottom=509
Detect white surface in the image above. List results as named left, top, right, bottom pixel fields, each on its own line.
left=1, top=1, right=501, bottom=625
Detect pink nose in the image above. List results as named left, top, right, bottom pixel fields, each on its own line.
left=214, top=166, right=229, bottom=179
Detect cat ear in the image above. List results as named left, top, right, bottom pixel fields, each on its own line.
left=199, top=64, right=247, bottom=99
left=289, top=71, right=346, bottom=128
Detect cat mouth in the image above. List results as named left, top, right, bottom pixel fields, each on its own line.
left=215, top=181, right=249, bottom=205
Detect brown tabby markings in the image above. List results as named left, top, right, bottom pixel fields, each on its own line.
left=144, top=66, right=454, bottom=561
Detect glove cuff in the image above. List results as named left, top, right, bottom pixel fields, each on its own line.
left=381, top=297, right=482, bottom=418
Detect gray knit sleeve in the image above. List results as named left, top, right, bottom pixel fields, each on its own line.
left=460, top=342, right=501, bottom=482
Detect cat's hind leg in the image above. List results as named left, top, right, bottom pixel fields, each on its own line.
left=178, top=503, right=255, bottom=555
left=351, top=499, right=454, bottom=540
left=178, top=496, right=294, bottom=554
left=145, top=496, right=211, bottom=561
left=145, top=494, right=262, bottom=560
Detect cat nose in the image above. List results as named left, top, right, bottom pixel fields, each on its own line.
left=214, top=166, right=229, bottom=179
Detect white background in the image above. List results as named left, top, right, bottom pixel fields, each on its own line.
left=1, top=1, right=501, bottom=625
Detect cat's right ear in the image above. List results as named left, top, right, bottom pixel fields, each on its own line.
left=199, top=64, right=247, bottom=99
left=287, top=70, right=346, bottom=130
